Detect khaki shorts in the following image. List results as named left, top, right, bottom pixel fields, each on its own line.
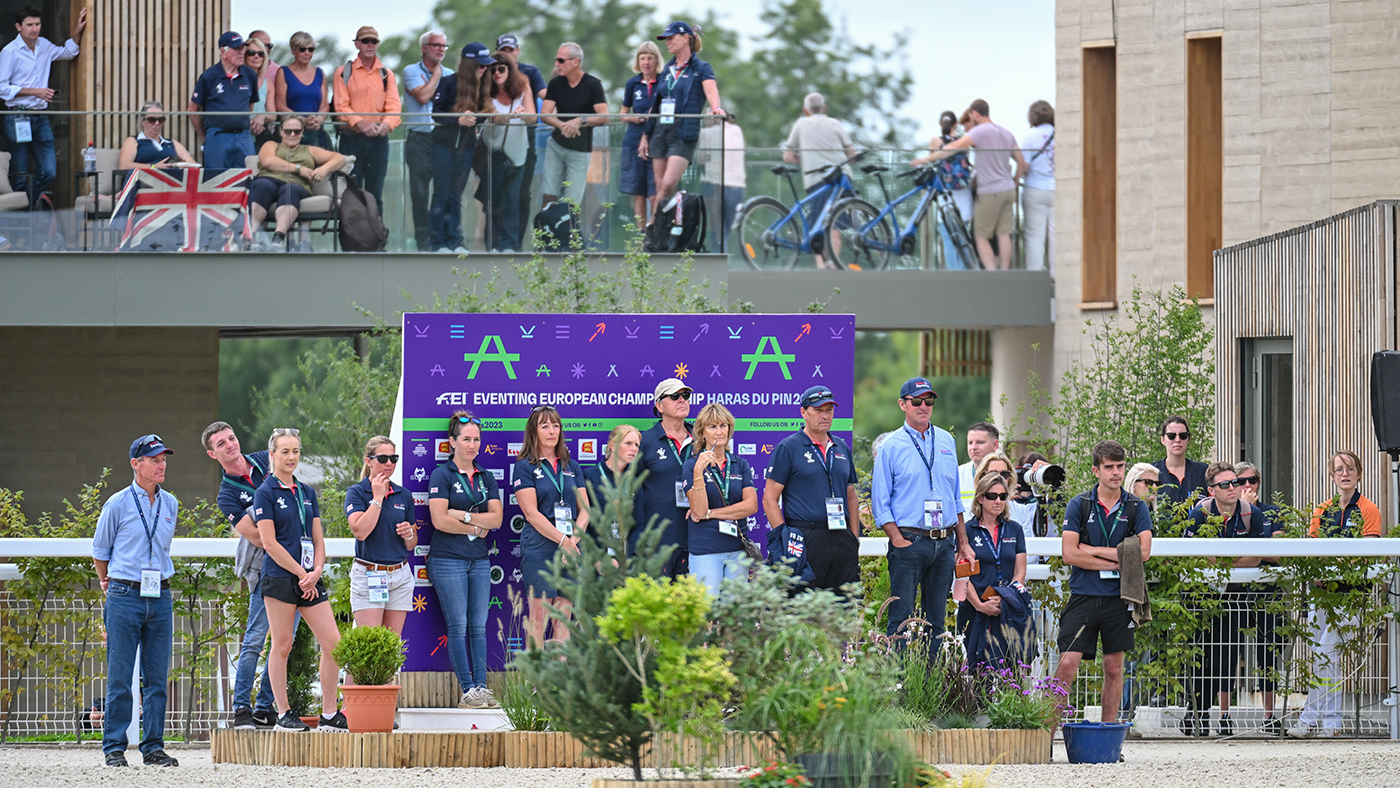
left=349, top=561, right=415, bottom=612
left=973, top=188, right=1016, bottom=238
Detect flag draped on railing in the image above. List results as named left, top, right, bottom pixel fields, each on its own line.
left=109, top=167, right=252, bottom=251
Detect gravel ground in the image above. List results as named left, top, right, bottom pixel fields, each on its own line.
left=3, top=740, right=1399, bottom=787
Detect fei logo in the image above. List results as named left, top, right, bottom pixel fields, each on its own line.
left=577, top=438, right=598, bottom=461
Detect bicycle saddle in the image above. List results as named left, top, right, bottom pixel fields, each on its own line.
left=860, top=164, right=890, bottom=174
left=769, top=165, right=799, bottom=175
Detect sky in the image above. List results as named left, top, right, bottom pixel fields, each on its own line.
left=232, top=0, right=1055, bottom=145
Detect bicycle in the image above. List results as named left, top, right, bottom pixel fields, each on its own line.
left=824, top=164, right=977, bottom=270
left=732, top=150, right=867, bottom=270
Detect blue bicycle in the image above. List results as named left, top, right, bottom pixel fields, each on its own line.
left=733, top=151, right=867, bottom=270
left=824, top=164, right=977, bottom=270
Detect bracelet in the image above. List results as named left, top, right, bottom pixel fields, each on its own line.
left=368, top=499, right=382, bottom=508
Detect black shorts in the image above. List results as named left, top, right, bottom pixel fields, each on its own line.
left=260, top=574, right=329, bottom=607
left=1057, top=594, right=1134, bottom=659
left=649, top=125, right=696, bottom=162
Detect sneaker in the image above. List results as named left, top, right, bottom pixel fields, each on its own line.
left=1287, top=721, right=1316, bottom=739
left=142, top=749, right=179, bottom=767
left=458, top=690, right=474, bottom=709
left=251, top=708, right=277, bottom=728
left=477, top=687, right=500, bottom=709
left=104, top=751, right=128, bottom=767
left=462, top=687, right=489, bottom=709
left=1218, top=712, right=1233, bottom=736
left=232, top=707, right=256, bottom=730
left=1179, top=711, right=1196, bottom=737
left=318, top=710, right=349, bottom=732
left=0, top=235, right=11, bottom=252
left=452, top=246, right=471, bottom=255
left=1262, top=715, right=1282, bottom=735
left=275, top=710, right=309, bottom=732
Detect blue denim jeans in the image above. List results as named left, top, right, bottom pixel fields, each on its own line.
left=885, top=531, right=956, bottom=640
left=102, top=583, right=173, bottom=755
left=426, top=555, right=491, bottom=691
left=4, top=113, right=55, bottom=205
left=429, top=142, right=474, bottom=250
left=231, top=578, right=299, bottom=712
left=688, top=550, right=746, bottom=598
left=203, top=128, right=255, bottom=170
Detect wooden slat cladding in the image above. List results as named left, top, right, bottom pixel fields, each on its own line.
left=1215, top=200, right=1398, bottom=522
left=922, top=329, right=992, bottom=378
left=76, top=0, right=226, bottom=152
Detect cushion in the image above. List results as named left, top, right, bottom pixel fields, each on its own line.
left=0, top=151, right=12, bottom=194
left=0, top=190, right=29, bottom=210
left=95, top=148, right=121, bottom=195
left=298, top=195, right=332, bottom=214
left=75, top=193, right=114, bottom=215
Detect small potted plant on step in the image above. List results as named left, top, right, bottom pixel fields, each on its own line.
left=332, top=625, right=406, bottom=733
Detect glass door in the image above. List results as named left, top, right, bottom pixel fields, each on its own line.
left=1243, top=338, right=1293, bottom=505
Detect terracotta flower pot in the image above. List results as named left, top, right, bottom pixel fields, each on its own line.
left=341, top=684, right=401, bottom=733
left=299, top=716, right=320, bottom=728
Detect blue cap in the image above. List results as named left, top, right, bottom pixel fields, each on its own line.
left=218, top=31, right=245, bottom=49
left=658, top=21, right=694, bottom=39
left=461, top=42, right=496, bottom=65
left=130, top=434, right=174, bottom=459
left=899, top=377, right=937, bottom=399
left=800, top=385, right=838, bottom=409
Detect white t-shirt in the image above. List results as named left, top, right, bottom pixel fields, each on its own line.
left=783, top=113, right=854, bottom=189
left=696, top=121, right=746, bottom=187
left=1021, top=124, right=1055, bottom=191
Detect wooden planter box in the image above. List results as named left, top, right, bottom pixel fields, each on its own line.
left=593, top=781, right=741, bottom=788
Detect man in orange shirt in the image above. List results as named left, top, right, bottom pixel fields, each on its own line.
left=333, top=26, right=400, bottom=215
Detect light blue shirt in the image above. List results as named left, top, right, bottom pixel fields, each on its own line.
left=872, top=423, right=964, bottom=529
left=92, top=480, right=179, bottom=582
left=402, top=60, right=453, bottom=133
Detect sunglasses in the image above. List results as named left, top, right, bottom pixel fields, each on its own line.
left=988, top=470, right=1012, bottom=481
left=272, top=427, right=300, bottom=437
left=660, top=391, right=690, bottom=401
left=555, top=56, right=575, bottom=63
left=1237, top=475, right=1260, bottom=485
left=282, top=127, right=303, bottom=135
left=982, top=492, right=1008, bottom=501
left=456, top=415, right=483, bottom=425
left=370, top=454, right=401, bottom=464
left=245, top=50, right=265, bottom=57
left=492, top=65, right=509, bottom=73
left=143, top=116, right=164, bottom=124
left=531, top=405, right=558, bottom=413
left=1138, top=478, right=1162, bottom=488
left=1211, top=478, right=1247, bottom=489
left=297, top=46, right=316, bottom=53
left=137, top=433, right=164, bottom=446
left=1164, top=431, right=1190, bottom=441
left=358, top=38, right=380, bottom=45
left=903, top=395, right=936, bottom=407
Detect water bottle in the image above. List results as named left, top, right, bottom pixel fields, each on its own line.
left=83, top=142, right=96, bottom=173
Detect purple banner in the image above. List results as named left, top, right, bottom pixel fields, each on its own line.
left=397, top=313, right=855, bottom=673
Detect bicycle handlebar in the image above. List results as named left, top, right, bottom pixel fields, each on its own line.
left=803, top=149, right=869, bottom=176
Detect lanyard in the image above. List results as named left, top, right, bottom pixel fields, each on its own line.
left=224, top=454, right=265, bottom=497
left=665, top=433, right=691, bottom=469
left=452, top=463, right=485, bottom=508
left=903, top=426, right=936, bottom=491
left=809, top=437, right=839, bottom=498
left=540, top=458, right=566, bottom=497
left=274, top=478, right=308, bottom=537
left=128, top=485, right=163, bottom=565
left=665, top=60, right=690, bottom=93
left=705, top=455, right=735, bottom=508
left=1093, top=501, right=1121, bottom=546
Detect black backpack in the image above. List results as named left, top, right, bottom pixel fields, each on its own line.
left=337, top=176, right=388, bottom=252
left=645, top=191, right=707, bottom=253
left=533, top=200, right=580, bottom=250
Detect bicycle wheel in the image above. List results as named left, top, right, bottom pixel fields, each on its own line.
left=826, top=197, right=892, bottom=270
left=940, top=198, right=978, bottom=270
left=735, top=196, right=800, bottom=270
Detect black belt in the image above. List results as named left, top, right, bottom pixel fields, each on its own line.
left=111, top=577, right=169, bottom=590
left=783, top=520, right=825, bottom=530
left=355, top=558, right=407, bottom=572
left=899, top=527, right=952, bottom=541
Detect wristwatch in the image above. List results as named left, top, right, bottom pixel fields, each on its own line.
left=460, top=511, right=472, bottom=524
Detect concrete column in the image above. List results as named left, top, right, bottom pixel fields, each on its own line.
left=0, top=327, right=220, bottom=519
left=989, top=326, right=1056, bottom=447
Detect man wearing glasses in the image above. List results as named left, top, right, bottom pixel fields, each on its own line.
left=189, top=31, right=258, bottom=169
left=333, top=25, right=401, bottom=214
left=0, top=5, right=86, bottom=207
left=402, top=31, right=451, bottom=251
left=539, top=42, right=608, bottom=209
left=1151, top=414, right=1208, bottom=506
left=873, top=377, right=975, bottom=640
left=92, top=435, right=179, bottom=768
left=636, top=378, right=695, bottom=577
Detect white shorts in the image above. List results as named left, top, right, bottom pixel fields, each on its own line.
left=349, top=561, right=415, bottom=612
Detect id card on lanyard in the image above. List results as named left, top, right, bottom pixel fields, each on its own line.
left=366, top=569, right=389, bottom=602
left=455, top=467, right=485, bottom=540
left=706, top=461, right=739, bottom=536
left=906, top=428, right=944, bottom=530
left=1096, top=503, right=1121, bottom=580
left=288, top=483, right=314, bottom=572
left=668, top=434, right=692, bottom=507
left=541, top=461, right=574, bottom=536
left=812, top=439, right=847, bottom=530
left=128, top=487, right=164, bottom=597
left=14, top=117, right=31, bottom=143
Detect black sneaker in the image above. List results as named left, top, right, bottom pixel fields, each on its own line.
left=1262, top=714, right=1282, bottom=735
left=143, top=750, right=179, bottom=767
left=318, top=710, right=349, bottom=732
left=251, top=708, right=277, bottom=728
left=1218, top=712, right=1234, bottom=736
left=1179, top=712, right=1195, bottom=737
left=232, top=707, right=256, bottom=730
left=105, top=751, right=128, bottom=767
left=275, top=710, right=309, bottom=732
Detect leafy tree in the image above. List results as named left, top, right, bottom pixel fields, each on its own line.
left=169, top=499, right=243, bottom=741
left=310, top=34, right=354, bottom=72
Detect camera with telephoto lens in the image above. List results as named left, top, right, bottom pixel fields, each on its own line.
left=1016, top=462, right=1065, bottom=490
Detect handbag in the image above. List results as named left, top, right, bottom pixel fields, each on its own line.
left=739, top=528, right=764, bottom=562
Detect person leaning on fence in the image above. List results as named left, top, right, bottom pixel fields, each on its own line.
left=1019, top=100, right=1054, bottom=272
left=118, top=102, right=195, bottom=170
left=477, top=50, right=535, bottom=252
left=92, top=435, right=179, bottom=768
left=1052, top=439, right=1153, bottom=725
left=1289, top=450, right=1381, bottom=738
left=428, top=42, right=492, bottom=254
left=189, top=31, right=258, bottom=169
left=1180, top=461, right=1270, bottom=737
left=914, top=110, right=973, bottom=269
left=0, top=5, right=86, bottom=206
left=274, top=32, right=332, bottom=150
left=246, top=114, right=345, bottom=252
left=345, top=436, right=417, bottom=636
left=494, top=33, right=547, bottom=248
left=1151, top=414, right=1209, bottom=507
left=254, top=428, right=347, bottom=733
left=958, top=471, right=1032, bottom=665
left=401, top=31, right=452, bottom=252
left=682, top=402, right=758, bottom=597
left=333, top=26, right=401, bottom=215
left=619, top=41, right=661, bottom=229
left=539, top=42, right=608, bottom=210
left=639, top=21, right=725, bottom=229
left=1236, top=459, right=1287, bottom=731
left=782, top=92, right=856, bottom=269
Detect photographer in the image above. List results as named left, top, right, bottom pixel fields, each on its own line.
left=1012, top=451, right=1064, bottom=549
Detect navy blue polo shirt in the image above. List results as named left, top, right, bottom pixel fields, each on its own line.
left=427, top=460, right=500, bottom=561
left=1186, top=500, right=1269, bottom=539
left=682, top=453, right=754, bottom=555
left=1151, top=458, right=1209, bottom=506
left=345, top=477, right=414, bottom=565
left=966, top=518, right=1026, bottom=592
left=1255, top=502, right=1284, bottom=535
left=583, top=462, right=643, bottom=547
left=191, top=63, right=258, bottom=132
left=512, top=456, right=585, bottom=554
left=644, top=55, right=716, bottom=142
left=519, top=62, right=547, bottom=104
left=636, top=421, right=694, bottom=553
left=765, top=430, right=858, bottom=526
left=621, top=73, right=658, bottom=149
left=254, top=476, right=320, bottom=579
left=216, top=450, right=268, bottom=528
left=1062, top=486, right=1152, bottom=596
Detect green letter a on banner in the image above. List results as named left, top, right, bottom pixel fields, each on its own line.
left=464, top=335, right=521, bottom=379
left=741, top=336, right=796, bottom=380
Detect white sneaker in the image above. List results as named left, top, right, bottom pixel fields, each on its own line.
left=458, top=690, right=474, bottom=709
left=462, top=687, right=489, bottom=709
left=452, top=246, right=471, bottom=255
left=477, top=687, right=500, bottom=709
left=1287, top=722, right=1316, bottom=739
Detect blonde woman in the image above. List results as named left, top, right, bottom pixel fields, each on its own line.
left=244, top=37, right=275, bottom=149
left=957, top=471, right=1029, bottom=663
left=345, top=436, right=417, bottom=635
left=620, top=41, right=662, bottom=227
left=682, top=403, right=758, bottom=596
left=584, top=424, right=644, bottom=551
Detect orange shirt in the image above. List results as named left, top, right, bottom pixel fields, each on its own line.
left=332, top=56, right=402, bottom=131
left=1309, top=491, right=1382, bottom=537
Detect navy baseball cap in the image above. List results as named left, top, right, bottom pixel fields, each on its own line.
left=131, top=434, right=174, bottom=459
left=497, top=33, right=520, bottom=50
left=461, top=42, right=496, bottom=65
left=218, top=31, right=245, bottom=49
left=658, top=21, right=694, bottom=39
left=900, top=377, right=938, bottom=399
left=800, top=386, right=838, bottom=409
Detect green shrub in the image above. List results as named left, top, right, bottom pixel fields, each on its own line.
left=332, top=625, right=406, bottom=686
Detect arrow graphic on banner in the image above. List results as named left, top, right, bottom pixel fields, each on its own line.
left=693, top=323, right=709, bottom=342
left=794, top=323, right=811, bottom=342
left=430, top=635, right=448, bottom=656
left=590, top=322, right=605, bottom=341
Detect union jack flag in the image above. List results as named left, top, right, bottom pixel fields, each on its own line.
left=109, top=167, right=252, bottom=252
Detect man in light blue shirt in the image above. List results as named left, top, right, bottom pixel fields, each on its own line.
left=872, top=377, right=974, bottom=643
left=92, top=434, right=179, bottom=768
left=401, top=30, right=452, bottom=252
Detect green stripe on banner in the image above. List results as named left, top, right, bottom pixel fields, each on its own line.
left=402, top=417, right=854, bottom=433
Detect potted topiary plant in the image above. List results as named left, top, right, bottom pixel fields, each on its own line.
left=331, top=625, right=406, bottom=733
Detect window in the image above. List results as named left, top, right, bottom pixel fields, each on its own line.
left=1081, top=45, right=1117, bottom=306
left=1186, top=35, right=1223, bottom=299
left=1243, top=338, right=1293, bottom=505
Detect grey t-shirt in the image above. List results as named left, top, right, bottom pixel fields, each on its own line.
left=967, top=121, right=1018, bottom=195
left=784, top=114, right=854, bottom=189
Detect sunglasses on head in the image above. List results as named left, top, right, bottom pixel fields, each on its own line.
left=660, top=391, right=690, bottom=401
left=272, top=427, right=300, bottom=437
left=989, top=470, right=1012, bottom=481
left=1164, top=430, right=1190, bottom=441
left=903, top=395, right=936, bottom=407
left=1211, top=478, right=1247, bottom=489
left=143, top=116, right=163, bottom=124
left=358, top=38, right=379, bottom=45
left=297, top=45, right=316, bottom=53
left=370, top=453, right=400, bottom=464
left=982, top=491, right=1008, bottom=501
left=531, top=405, right=558, bottom=413
left=456, top=415, right=483, bottom=425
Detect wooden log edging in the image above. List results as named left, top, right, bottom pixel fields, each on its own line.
left=210, top=727, right=1052, bottom=768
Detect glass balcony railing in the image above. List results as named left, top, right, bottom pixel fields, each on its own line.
left=0, top=110, right=1044, bottom=271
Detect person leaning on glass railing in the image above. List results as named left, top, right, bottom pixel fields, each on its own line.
left=695, top=111, right=745, bottom=252
left=639, top=21, right=725, bottom=230
left=118, top=102, right=194, bottom=170
left=244, top=37, right=276, bottom=150
left=274, top=32, right=332, bottom=150
left=918, top=110, right=974, bottom=270
left=1019, top=100, right=1055, bottom=272
left=246, top=115, right=345, bottom=252
left=475, top=51, right=535, bottom=253
left=429, top=43, right=492, bottom=254
left=539, top=42, right=608, bottom=209
left=401, top=31, right=452, bottom=252
left=619, top=41, right=661, bottom=230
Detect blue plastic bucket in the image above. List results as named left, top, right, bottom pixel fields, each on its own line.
left=1062, top=721, right=1130, bottom=764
